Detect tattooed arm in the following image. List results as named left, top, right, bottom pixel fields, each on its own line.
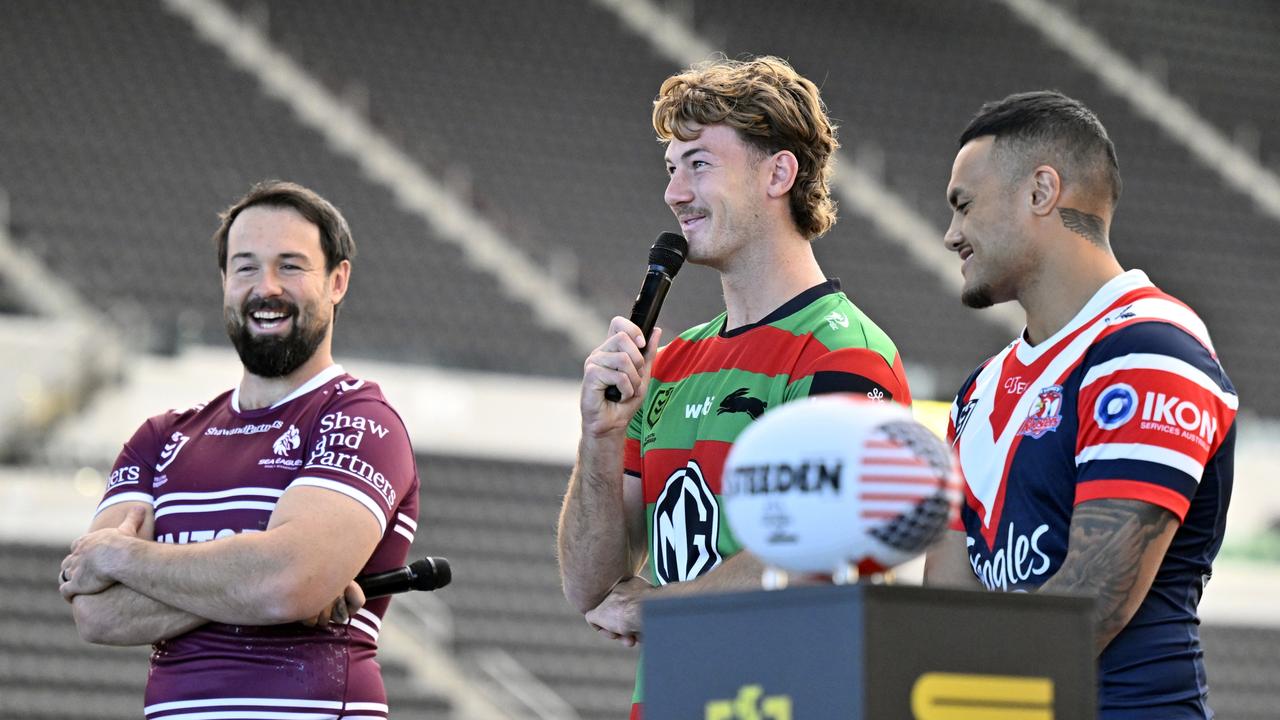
left=1039, top=498, right=1179, bottom=655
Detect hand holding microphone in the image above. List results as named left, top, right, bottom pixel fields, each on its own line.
left=602, top=232, right=688, bottom=402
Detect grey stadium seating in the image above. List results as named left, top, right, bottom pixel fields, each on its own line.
left=0, top=0, right=581, bottom=376
left=2, top=1, right=1280, bottom=719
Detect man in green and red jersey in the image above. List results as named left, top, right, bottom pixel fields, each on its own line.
left=557, top=56, right=912, bottom=717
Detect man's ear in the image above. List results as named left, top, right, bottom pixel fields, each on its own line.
left=1028, top=165, right=1062, bottom=217
left=766, top=150, right=800, bottom=199
left=329, top=259, right=351, bottom=306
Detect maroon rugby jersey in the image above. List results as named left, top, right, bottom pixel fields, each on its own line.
left=97, top=364, right=420, bottom=720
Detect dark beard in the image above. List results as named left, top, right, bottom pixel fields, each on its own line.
left=225, top=300, right=327, bottom=378
left=961, top=284, right=995, bottom=309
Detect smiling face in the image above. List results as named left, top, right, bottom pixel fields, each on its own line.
left=663, top=124, right=772, bottom=269
left=944, top=136, right=1036, bottom=308
left=222, top=205, right=348, bottom=378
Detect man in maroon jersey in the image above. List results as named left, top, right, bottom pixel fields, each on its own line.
left=59, top=181, right=420, bottom=720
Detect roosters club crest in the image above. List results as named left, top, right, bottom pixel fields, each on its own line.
left=1018, top=385, right=1064, bottom=439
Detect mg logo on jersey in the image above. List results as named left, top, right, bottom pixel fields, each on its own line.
left=1017, top=385, right=1063, bottom=439
left=1142, top=392, right=1218, bottom=443
left=653, top=459, right=722, bottom=585
left=272, top=424, right=301, bottom=456
left=155, top=432, right=190, bottom=472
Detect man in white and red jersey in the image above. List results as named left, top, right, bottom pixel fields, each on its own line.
left=59, top=181, right=420, bottom=720
left=923, top=91, right=1237, bottom=719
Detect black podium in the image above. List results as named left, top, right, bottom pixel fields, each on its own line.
left=643, top=584, right=1094, bottom=719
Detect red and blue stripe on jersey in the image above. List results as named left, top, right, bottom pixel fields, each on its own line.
left=948, top=270, right=1236, bottom=717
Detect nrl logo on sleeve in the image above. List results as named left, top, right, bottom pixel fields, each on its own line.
left=952, top=399, right=978, bottom=446
left=1017, top=385, right=1063, bottom=439
left=155, top=431, right=190, bottom=472
left=648, top=385, right=675, bottom=426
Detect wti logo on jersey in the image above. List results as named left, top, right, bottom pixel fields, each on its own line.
left=107, top=465, right=141, bottom=490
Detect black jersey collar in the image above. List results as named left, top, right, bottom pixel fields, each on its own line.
left=718, top=278, right=842, bottom=339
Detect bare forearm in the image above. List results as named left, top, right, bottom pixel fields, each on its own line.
left=1039, top=499, right=1177, bottom=655
left=72, top=584, right=207, bottom=646
left=923, top=530, right=985, bottom=591
left=558, top=433, right=640, bottom=612
left=106, top=532, right=309, bottom=625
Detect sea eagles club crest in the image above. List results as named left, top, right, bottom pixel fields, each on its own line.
left=1018, top=385, right=1064, bottom=439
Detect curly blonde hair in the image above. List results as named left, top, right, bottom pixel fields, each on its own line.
left=653, top=56, right=839, bottom=239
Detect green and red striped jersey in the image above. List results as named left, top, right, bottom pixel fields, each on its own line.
left=622, top=279, right=910, bottom=711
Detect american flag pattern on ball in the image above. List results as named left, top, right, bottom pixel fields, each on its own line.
left=857, top=421, right=961, bottom=566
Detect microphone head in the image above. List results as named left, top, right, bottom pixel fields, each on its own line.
left=408, top=557, right=451, bottom=591
left=648, top=232, right=688, bottom=277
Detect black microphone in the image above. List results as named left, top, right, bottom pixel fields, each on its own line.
left=604, top=232, right=689, bottom=402
left=355, top=557, right=451, bottom=599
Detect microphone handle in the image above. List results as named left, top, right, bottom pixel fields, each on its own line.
left=605, top=269, right=673, bottom=402
left=356, top=566, right=414, bottom=600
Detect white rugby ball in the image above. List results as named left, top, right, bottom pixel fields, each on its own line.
left=722, top=395, right=959, bottom=575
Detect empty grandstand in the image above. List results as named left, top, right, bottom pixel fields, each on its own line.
left=1, top=1, right=1277, bottom=718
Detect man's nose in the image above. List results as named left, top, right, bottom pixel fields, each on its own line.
left=665, top=169, right=692, bottom=208
left=944, top=221, right=965, bottom=252
left=255, top=267, right=285, bottom=296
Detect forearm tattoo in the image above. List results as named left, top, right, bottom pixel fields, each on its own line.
left=1045, top=499, right=1177, bottom=651
left=1058, top=207, right=1107, bottom=246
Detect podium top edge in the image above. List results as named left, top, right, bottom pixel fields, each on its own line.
left=643, top=582, right=1094, bottom=618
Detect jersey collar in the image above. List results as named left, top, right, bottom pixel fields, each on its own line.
left=718, top=278, right=842, bottom=339
left=1013, top=269, right=1152, bottom=364
left=231, top=363, right=346, bottom=414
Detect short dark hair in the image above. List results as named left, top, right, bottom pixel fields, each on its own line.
left=213, top=180, right=356, bottom=272
left=959, top=90, right=1121, bottom=208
